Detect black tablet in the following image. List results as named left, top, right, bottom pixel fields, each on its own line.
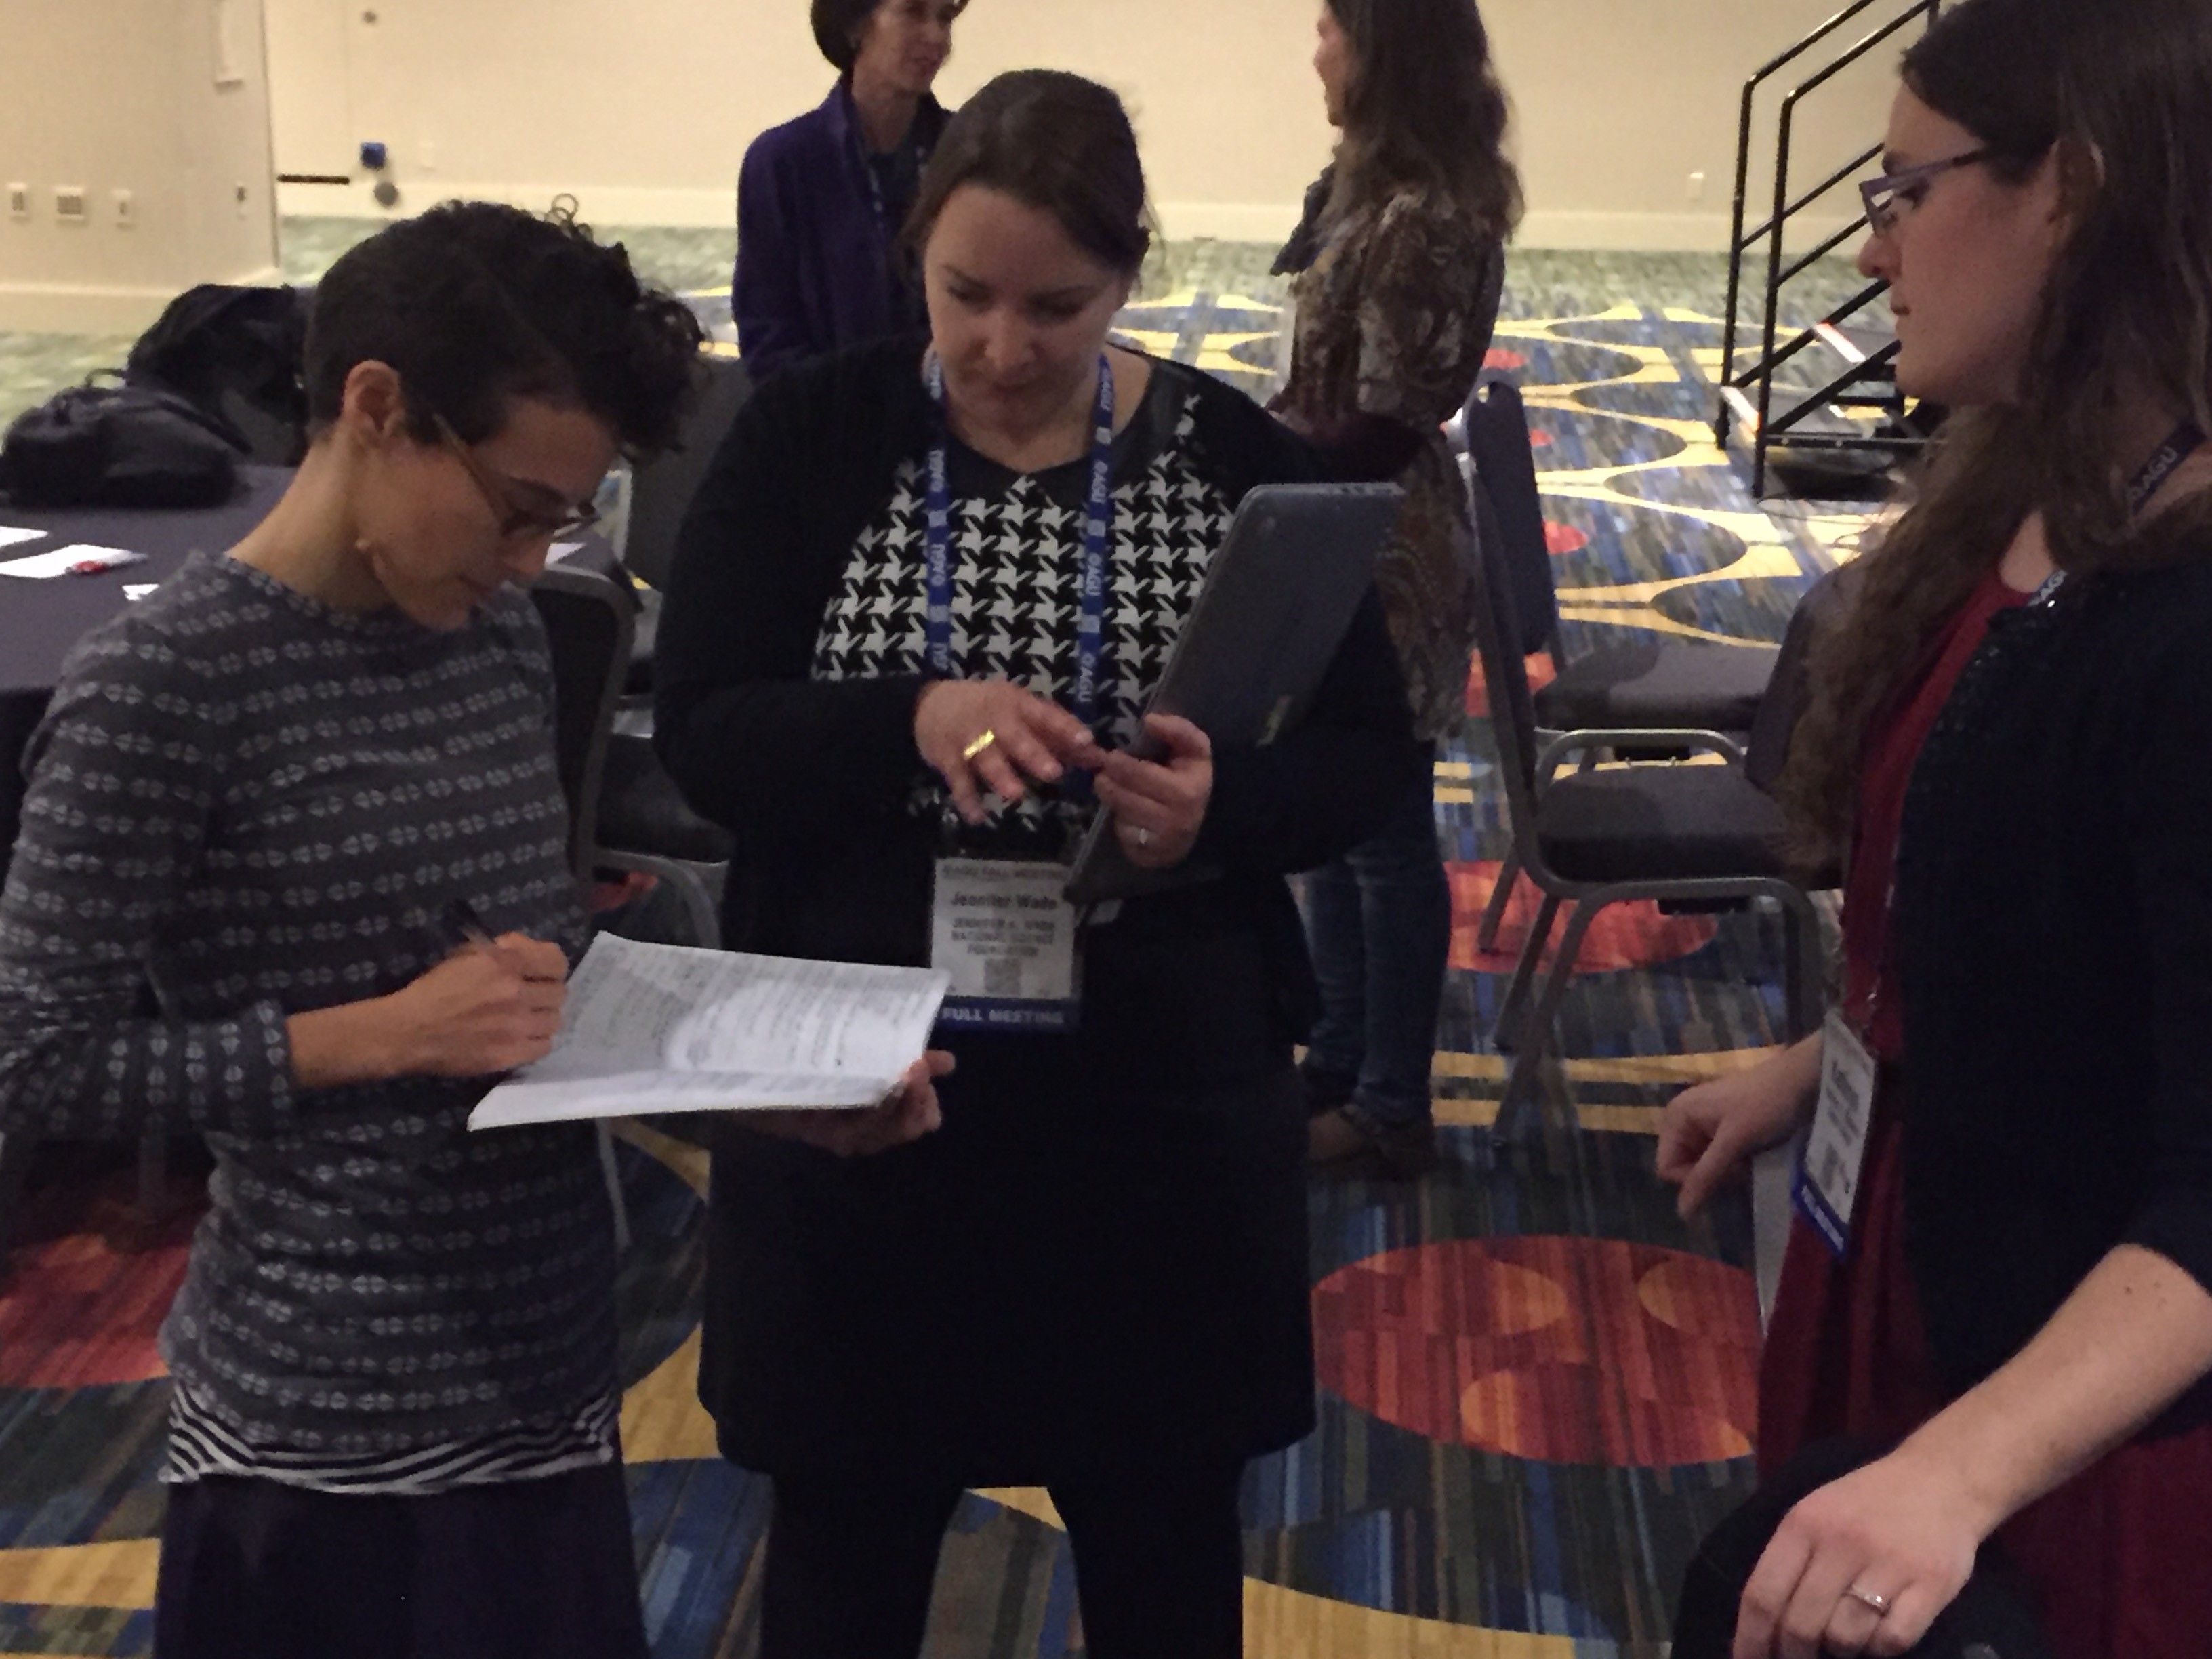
left=1065, top=481, right=1402, bottom=907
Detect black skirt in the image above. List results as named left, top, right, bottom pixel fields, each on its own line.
left=155, top=1463, right=648, bottom=1659
left=698, top=1053, right=1314, bottom=1485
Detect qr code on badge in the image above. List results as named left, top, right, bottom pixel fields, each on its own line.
left=1815, top=1143, right=1845, bottom=1195
left=984, top=956, right=1022, bottom=996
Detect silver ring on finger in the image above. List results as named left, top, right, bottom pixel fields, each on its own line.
left=1845, top=1585, right=1892, bottom=1617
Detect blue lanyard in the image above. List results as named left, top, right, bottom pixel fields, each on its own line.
left=2127, top=422, right=2205, bottom=515
left=2034, top=420, right=2207, bottom=608
left=846, top=87, right=896, bottom=245
left=922, top=352, right=1117, bottom=737
left=860, top=150, right=892, bottom=243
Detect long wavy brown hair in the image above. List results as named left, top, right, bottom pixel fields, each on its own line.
left=1324, top=0, right=1522, bottom=239
left=1782, top=0, right=2212, bottom=861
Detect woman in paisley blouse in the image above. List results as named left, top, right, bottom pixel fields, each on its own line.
left=1273, top=0, right=1522, bottom=1175
left=657, top=69, right=1423, bottom=1659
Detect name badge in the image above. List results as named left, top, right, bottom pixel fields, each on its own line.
left=1793, top=1010, right=1879, bottom=1257
left=931, top=858, right=1082, bottom=1034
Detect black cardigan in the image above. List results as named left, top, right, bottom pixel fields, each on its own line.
left=653, top=338, right=1422, bottom=1479
left=655, top=337, right=1426, bottom=1090
left=1896, top=547, right=2212, bottom=1429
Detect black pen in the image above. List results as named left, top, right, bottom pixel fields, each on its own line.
left=439, top=898, right=497, bottom=951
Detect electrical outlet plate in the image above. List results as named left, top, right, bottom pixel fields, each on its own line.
left=54, top=186, right=87, bottom=223
left=5, top=183, right=29, bottom=220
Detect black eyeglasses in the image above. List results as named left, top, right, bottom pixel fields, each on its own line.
left=1859, top=149, right=1992, bottom=235
left=433, top=414, right=601, bottom=543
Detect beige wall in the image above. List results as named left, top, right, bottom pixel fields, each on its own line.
left=1491, top=0, right=1906, bottom=249
left=0, top=0, right=282, bottom=331
left=265, top=0, right=1911, bottom=251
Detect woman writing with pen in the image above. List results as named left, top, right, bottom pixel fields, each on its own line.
left=0, top=203, right=944, bottom=1659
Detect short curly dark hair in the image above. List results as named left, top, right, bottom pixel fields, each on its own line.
left=811, top=0, right=967, bottom=76
left=304, top=201, right=705, bottom=460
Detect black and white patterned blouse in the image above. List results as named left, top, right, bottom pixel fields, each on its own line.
left=810, top=371, right=1233, bottom=846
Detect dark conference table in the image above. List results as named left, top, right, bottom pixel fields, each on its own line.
left=0, top=465, right=294, bottom=698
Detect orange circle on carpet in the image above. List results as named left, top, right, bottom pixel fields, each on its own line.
left=0, top=1174, right=199, bottom=1388
left=1464, top=651, right=1557, bottom=718
left=1544, top=521, right=1590, bottom=556
left=1313, top=1237, right=1761, bottom=1467
left=1448, top=860, right=1717, bottom=975
left=1485, top=348, right=1528, bottom=371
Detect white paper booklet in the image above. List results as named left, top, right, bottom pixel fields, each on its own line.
left=468, top=933, right=949, bottom=1130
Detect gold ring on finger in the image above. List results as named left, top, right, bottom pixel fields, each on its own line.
left=962, top=729, right=998, bottom=763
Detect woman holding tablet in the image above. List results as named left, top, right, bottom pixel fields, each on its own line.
left=659, top=69, right=1423, bottom=1658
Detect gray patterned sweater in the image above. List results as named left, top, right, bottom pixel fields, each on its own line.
left=0, top=553, right=615, bottom=1452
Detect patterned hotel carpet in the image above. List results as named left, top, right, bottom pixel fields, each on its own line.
left=0, top=237, right=1879, bottom=1656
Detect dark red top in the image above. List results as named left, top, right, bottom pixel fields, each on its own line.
left=1757, top=565, right=2212, bottom=1659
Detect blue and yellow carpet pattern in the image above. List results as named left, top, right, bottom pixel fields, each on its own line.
left=0, top=261, right=1866, bottom=1657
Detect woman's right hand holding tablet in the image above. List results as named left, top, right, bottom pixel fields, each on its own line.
left=915, top=679, right=1104, bottom=823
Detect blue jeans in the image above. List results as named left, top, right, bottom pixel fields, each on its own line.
left=1301, top=773, right=1451, bottom=1130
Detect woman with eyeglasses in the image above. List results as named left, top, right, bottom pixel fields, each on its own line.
left=1658, top=1, right=2212, bottom=1654
left=734, top=0, right=968, bottom=379
left=1269, top=0, right=1519, bottom=1176
left=0, top=203, right=943, bottom=1658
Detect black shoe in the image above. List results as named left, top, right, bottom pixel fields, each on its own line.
left=1308, top=1103, right=1439, bottom=1179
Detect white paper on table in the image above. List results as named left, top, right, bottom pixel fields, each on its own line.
left=469, top=933, right=949, bottom=1129
left=0, top=543, right=147, bottom=579
left=0, top=528, right=46, bottom=552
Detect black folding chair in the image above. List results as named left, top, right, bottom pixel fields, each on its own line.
left=529, top=562, right=733, bottom=950
left=1464, top=473, right=1824, bottom=1143
left=1462, top=378, right=1784, bottom=953
left=616, top=354, right=752, bottom=696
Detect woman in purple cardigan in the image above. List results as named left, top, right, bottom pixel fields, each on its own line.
left=734, top=0, right=967, bottom=379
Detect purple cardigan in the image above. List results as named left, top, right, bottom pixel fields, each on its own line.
left=733, top=84, right=951, bottom=380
